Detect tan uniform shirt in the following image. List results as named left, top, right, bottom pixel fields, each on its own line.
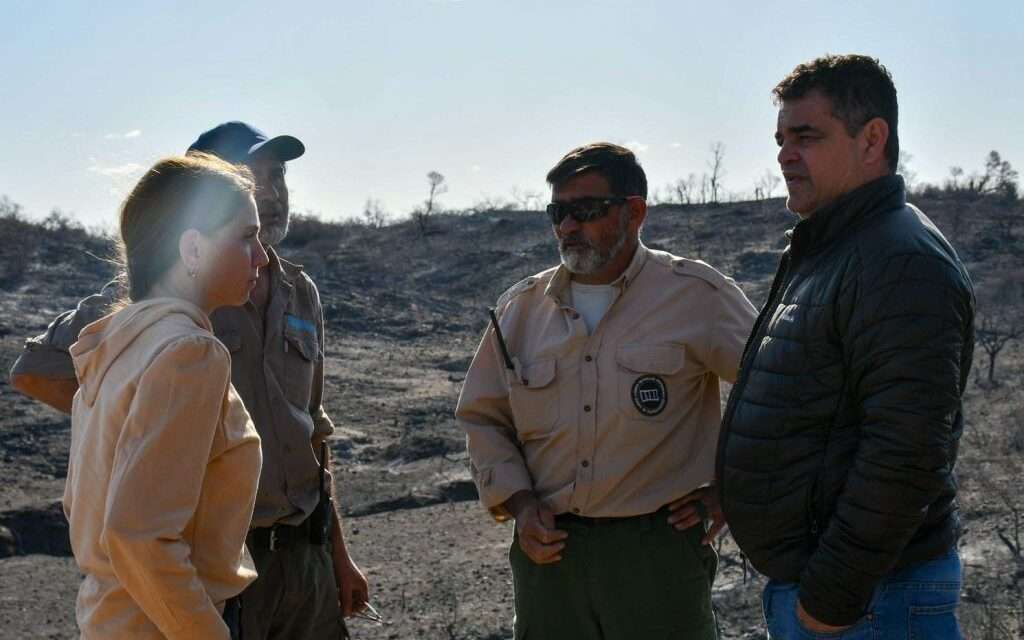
left=211, top=249, right=334, bottom=527
left=11, top=248, right=333, bottom=528
left=65, top=299, right=261, bottom=639
left=456, top=244, right=757, bottom=519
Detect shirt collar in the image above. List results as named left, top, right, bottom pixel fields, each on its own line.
left=265, top=246, right=304, bottom=286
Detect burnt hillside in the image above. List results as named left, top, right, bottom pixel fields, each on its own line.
left=0, top=193, right=1022, bottom=638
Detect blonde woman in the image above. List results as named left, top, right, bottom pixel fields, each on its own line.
left=64, top=153, right=268, bottom=639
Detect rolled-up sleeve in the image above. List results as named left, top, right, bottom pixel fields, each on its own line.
left=455, top=324, right=533, bottom=521
left=10, top=280, right=121, bottom=380
left=103, top=336, right=232, bottom=639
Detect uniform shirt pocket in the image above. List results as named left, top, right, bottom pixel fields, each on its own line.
left=283, top=315, right=318, bottom=408
left=509, top=358, right=559, bottom=441
left=616, top=344, right=687, bottom=423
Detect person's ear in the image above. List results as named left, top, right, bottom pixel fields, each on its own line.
left=860, top=117, right=890, bottom=169
left=179, top=229, right=203, bottom=279
left=628, top=197, right=648, bottom=230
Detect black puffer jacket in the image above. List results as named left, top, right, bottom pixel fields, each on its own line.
left=716, top=175, right=975, bottom=626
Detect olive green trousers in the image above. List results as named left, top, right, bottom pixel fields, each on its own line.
left=240, top=535, right=348, bottom=639
left=510, top=509, right=718, bottom=640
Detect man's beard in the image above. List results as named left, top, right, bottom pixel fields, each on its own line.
left=557, top=210, right=630, bottom=275
left=258, top=203, right=289, bottom=247
left=259, top=219, right=289, bottom=247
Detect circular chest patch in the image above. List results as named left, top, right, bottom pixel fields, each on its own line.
left=631, top=375, right=667, bottom=416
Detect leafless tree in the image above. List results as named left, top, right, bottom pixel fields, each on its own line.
left=675, top=174, right=698, bottom=205
left=707, top=142, right=726, bottom=205
left=413, top=171, right=447, bottom=235
left=648, top=186, right=665, bottom=205
left=948, top=151, right=1020, bottom=200
left=426, top=171, right=447, bottom=210
left=754, top=169, right=782, bottom=201
left=510, top=186, right=543, bottom=211
left=997, top=494, right=1024, bottom=570
left=41, top=208, right=79, bottom=232
left=361, top=198, right=390, bottom=229
left=946, top=166, right=965, bottom=192
left=0, top=195, right=24, bottom=219
left=897, top=151, right=918, bottom=193
left=468, top=195, right=513, bottom=214
left=977, top=461, right=1024, bottom=589
left=984, top=150, right=1019, bottom=201
left=659, top=174, right=698, bottom=206
left=976, top=309, right=1023, bottom=385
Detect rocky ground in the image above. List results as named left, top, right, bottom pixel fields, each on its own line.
left=1, top=194, right=1022, bottom=638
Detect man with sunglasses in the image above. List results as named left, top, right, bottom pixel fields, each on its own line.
left=456, top=142, right=757, bottom=639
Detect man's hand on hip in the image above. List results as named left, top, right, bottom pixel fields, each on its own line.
left=667, top=485, right=726, bottom=545
left=505, top=490, right=568, bottom=565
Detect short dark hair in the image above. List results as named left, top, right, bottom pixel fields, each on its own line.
left=773, top=54, right=899, bottom=172
left=118, top=153, right=255, bottom=301
left=546, top=142, right=648, bottom=198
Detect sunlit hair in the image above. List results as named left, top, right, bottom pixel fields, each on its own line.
left=546, top=142, right=648, bottom=198
left=773, top=54, right=899, bottom=172
left=118, top=152, right=255, bottom=301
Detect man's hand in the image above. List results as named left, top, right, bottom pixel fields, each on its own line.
left=505, top=491, right=568, bottom=564
left=331, top=543, right=369, bottom=617
left=667, top=485, right=725, bottom=545
left=797, top=598, right=852, bottom=634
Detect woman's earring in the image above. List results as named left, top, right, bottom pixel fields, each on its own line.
left=188, top=264, right=198, bottom=279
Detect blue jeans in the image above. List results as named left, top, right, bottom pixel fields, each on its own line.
left=762, top=548, right=963, bottom=639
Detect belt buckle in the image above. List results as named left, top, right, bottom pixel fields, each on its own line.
left=269, top=527, right=279, bottom=551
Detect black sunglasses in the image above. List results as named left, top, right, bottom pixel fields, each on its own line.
left=546, top=197, right=631, bottom=225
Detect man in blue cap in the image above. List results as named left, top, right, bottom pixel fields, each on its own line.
left=10, top=122, right=369, bottom=639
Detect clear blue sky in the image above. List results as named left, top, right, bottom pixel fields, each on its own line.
left=1, top=0, right=1021, bottom=228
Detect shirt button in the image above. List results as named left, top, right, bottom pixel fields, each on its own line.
left=581, top=460, right=589, bottom=468
left=584, top=405, right=591, bottom=412
left=584, top=355, right=593, bottom=362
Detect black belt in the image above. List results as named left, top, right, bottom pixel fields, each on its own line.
left=556, top=505, right=672, bottom=527
left=248, top=518, right=312, bottom=551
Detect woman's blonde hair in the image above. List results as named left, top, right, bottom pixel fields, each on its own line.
left=118, top=152, right=255, bottom=301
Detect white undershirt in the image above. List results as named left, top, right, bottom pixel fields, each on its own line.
left=570, top=281, right=616, bottom=334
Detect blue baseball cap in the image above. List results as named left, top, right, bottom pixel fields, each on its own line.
left=187, top=121, right=305, bottom=164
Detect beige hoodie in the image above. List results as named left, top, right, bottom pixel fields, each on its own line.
left=64, top=298, right=261, bottom=639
